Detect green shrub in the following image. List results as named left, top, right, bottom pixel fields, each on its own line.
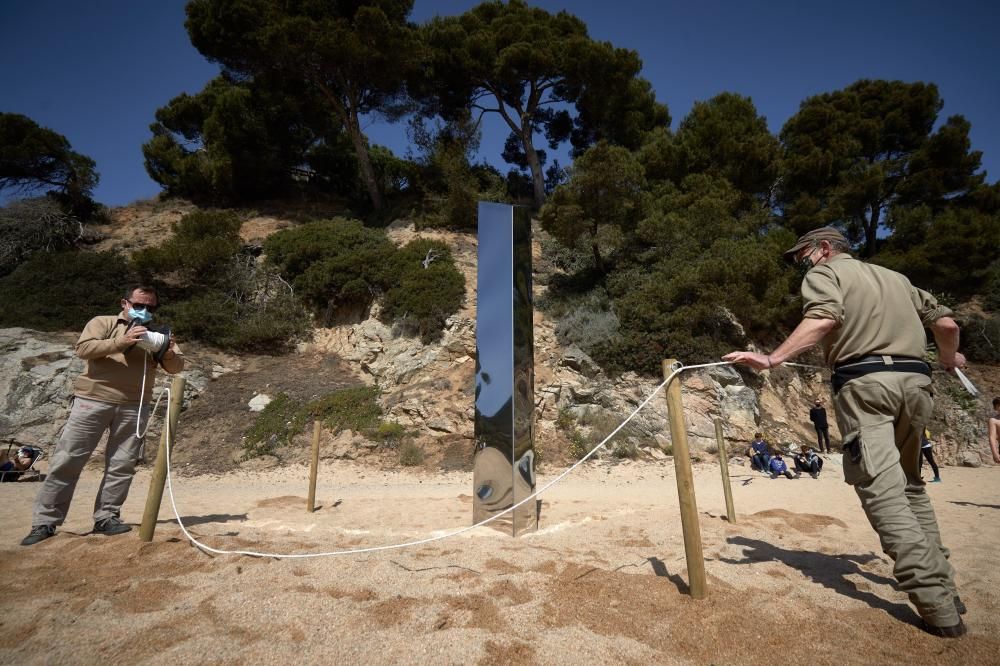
left=399, top=441, right=424, bottom=466
left=303, top=386, right=383, bottom=434
left=372, top=421, right=407, bottom=448
left=161, top=286, right=309, bottom=352
left=0, top=197, right=82, bottom=277
left=131, top=209, right=243, bottom=286
left=379, top=239, right=465, bottom=342
left=0, top=249, right=127, bottom=331
left=546, top=288, right=620, bottom=354
left=264, top=218, right=395, bottom=322
left=242, top=393, right=306, bottom=459
left=961, top=313, right=1000, bottom=364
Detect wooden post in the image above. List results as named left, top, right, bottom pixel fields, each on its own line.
left=307, top=420, right=321, bottom=513
left=662, top=359, right=707, bottom=599
left=139, top=375, right=186, bottom=542
left=714, top=417, right=736, bottom=524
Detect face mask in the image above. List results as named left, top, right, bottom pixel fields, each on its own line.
left=796, top=248, right=817, bottom=275
left=128, top=307, right=153, bottom=324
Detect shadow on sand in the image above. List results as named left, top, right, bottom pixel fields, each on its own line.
left=719, top=535, right=918, bottom=623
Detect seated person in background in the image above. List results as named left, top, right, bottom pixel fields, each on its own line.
left=748, top=432, right=771, bottom=474
left=793, top=445, right=824, bottom=478
left=1, top=447, right=35, bottom=482
left=768, top=452, right=799, bottom=479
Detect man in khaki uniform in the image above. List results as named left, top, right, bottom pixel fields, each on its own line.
left=21, top=285, right=184, bottom=546
left=724, top=227, right=968, bottom=637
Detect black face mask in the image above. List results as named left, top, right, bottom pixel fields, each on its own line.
left=796, top=249, right=817, bottom=275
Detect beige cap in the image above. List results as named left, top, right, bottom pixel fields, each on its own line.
left=783, top=226, right=849, bottom=264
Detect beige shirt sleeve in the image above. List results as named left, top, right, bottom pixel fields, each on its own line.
left=908, top=285, right=953, bottom=326
left=800, top=265, right=843, bottom=324
left=75, top=316, right=129, bottom=360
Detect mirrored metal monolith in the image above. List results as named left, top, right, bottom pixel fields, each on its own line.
left=473, top=202, right=536, bottom=536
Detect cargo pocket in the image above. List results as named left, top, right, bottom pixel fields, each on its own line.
left=841, top=422, right=899, bottom=486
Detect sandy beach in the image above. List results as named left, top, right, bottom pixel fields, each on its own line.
left=1, top=456, right=998, bottom=665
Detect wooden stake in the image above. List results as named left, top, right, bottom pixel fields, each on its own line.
left=308, top=420, right=321, bottom=513
left=139, top=375, right=186, bottom=542
left=714, top=417, right=736, bottom=524
left=662, top=359, right=707, bottom=599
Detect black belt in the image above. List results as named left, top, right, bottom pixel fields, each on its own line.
left=831, top=355, right=931, bottom=394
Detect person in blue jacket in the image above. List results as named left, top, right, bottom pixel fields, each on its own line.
left=768, top=452, right=799, bottom=479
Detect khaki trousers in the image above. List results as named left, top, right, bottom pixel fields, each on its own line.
left=834, top=372, right=959, bottom=627
left=32, top=397, right=147, bottom=528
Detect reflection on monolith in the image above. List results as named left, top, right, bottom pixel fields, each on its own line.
left=473, top=202, right=536, bottom=536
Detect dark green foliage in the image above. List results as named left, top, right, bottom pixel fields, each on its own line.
left=131, top=210, right=243, bottom=286
left=143, top=76, right=356, bottom=205
left=0, top=250, right=127, bottom=331
left=160, top=287, right=309, bottom=352
left=0, top=113, right=99, bottom=217
left=779, top=80, right=984, bottom=256
left=642, top=93, right=780, bottom=201
left=589, top=177, right=797, bottom=374
left=0, top=197, right=82, bottom=277
left=960, top=313, right=1000, bottom=364
left=185, top=0, right=419, bottom=213
left=265, top=220, right=464, bottom=339
left=420, top=0, right=666, bottom=208
left=264, top=217, right=395, bottom=322
left=303, top=386, right=383, bottom=434
left=379, top=239, right=466, bottom=342
left=873, top=206, right=1000, bottom=298
left=408, top=117, right=507, bottom=229
left=540, top=141, right=647, bottom=274
left=133, top=209, right=311, bottom=352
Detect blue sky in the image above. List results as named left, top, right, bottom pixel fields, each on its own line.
left=2, top=0, right=997, bottom=206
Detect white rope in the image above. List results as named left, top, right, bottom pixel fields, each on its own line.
left=160, top=360, right=735, bottom=559
left=135, top=352, right=167, bottom=440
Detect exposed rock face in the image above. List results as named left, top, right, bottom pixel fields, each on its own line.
left=0, top=327, right=219, bottom=450
left=0, top=328, right=81, bottom=447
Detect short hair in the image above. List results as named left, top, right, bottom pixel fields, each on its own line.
left=754, top=432, right=763, bottom=438
left=994, top=397, right=1000, bottom=409
left=124, top=284, right=158, bottom=302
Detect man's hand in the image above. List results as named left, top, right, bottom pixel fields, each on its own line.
left=121, top=325, right=147, bottom=345
left=937, top=351, right=966, bottom=372
left=723, top=351, right=772, bottom=371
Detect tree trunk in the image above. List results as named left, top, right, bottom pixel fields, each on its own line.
left=590, top=239, right=606, bottom=274
left=347, top=116, right=384, bottom=214
left=862, top=203, right=881, bottom=257
left=522, top=133, right=546, bottom=209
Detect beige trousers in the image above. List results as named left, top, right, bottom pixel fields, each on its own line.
left=31, top=397, right=147, bottom=528
left=834, top=372, right=959, bottom=627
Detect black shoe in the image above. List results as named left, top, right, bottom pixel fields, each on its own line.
left=954, top=596, right=967, bottom=615
left=921, top=618, right=967, bottom=638
left=21, top=524, right=56, bottom=546
left=810, top=472, right=819, bottom=479
left=93, top=516, right=131, bottom=536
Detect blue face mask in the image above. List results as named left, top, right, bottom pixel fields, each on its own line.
left=128, top=306, right=153, bottom=324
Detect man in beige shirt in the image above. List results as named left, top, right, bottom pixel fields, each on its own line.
left=724, top=226, right=968, bottom=638
left=21, top=285, right=184, bottom=546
